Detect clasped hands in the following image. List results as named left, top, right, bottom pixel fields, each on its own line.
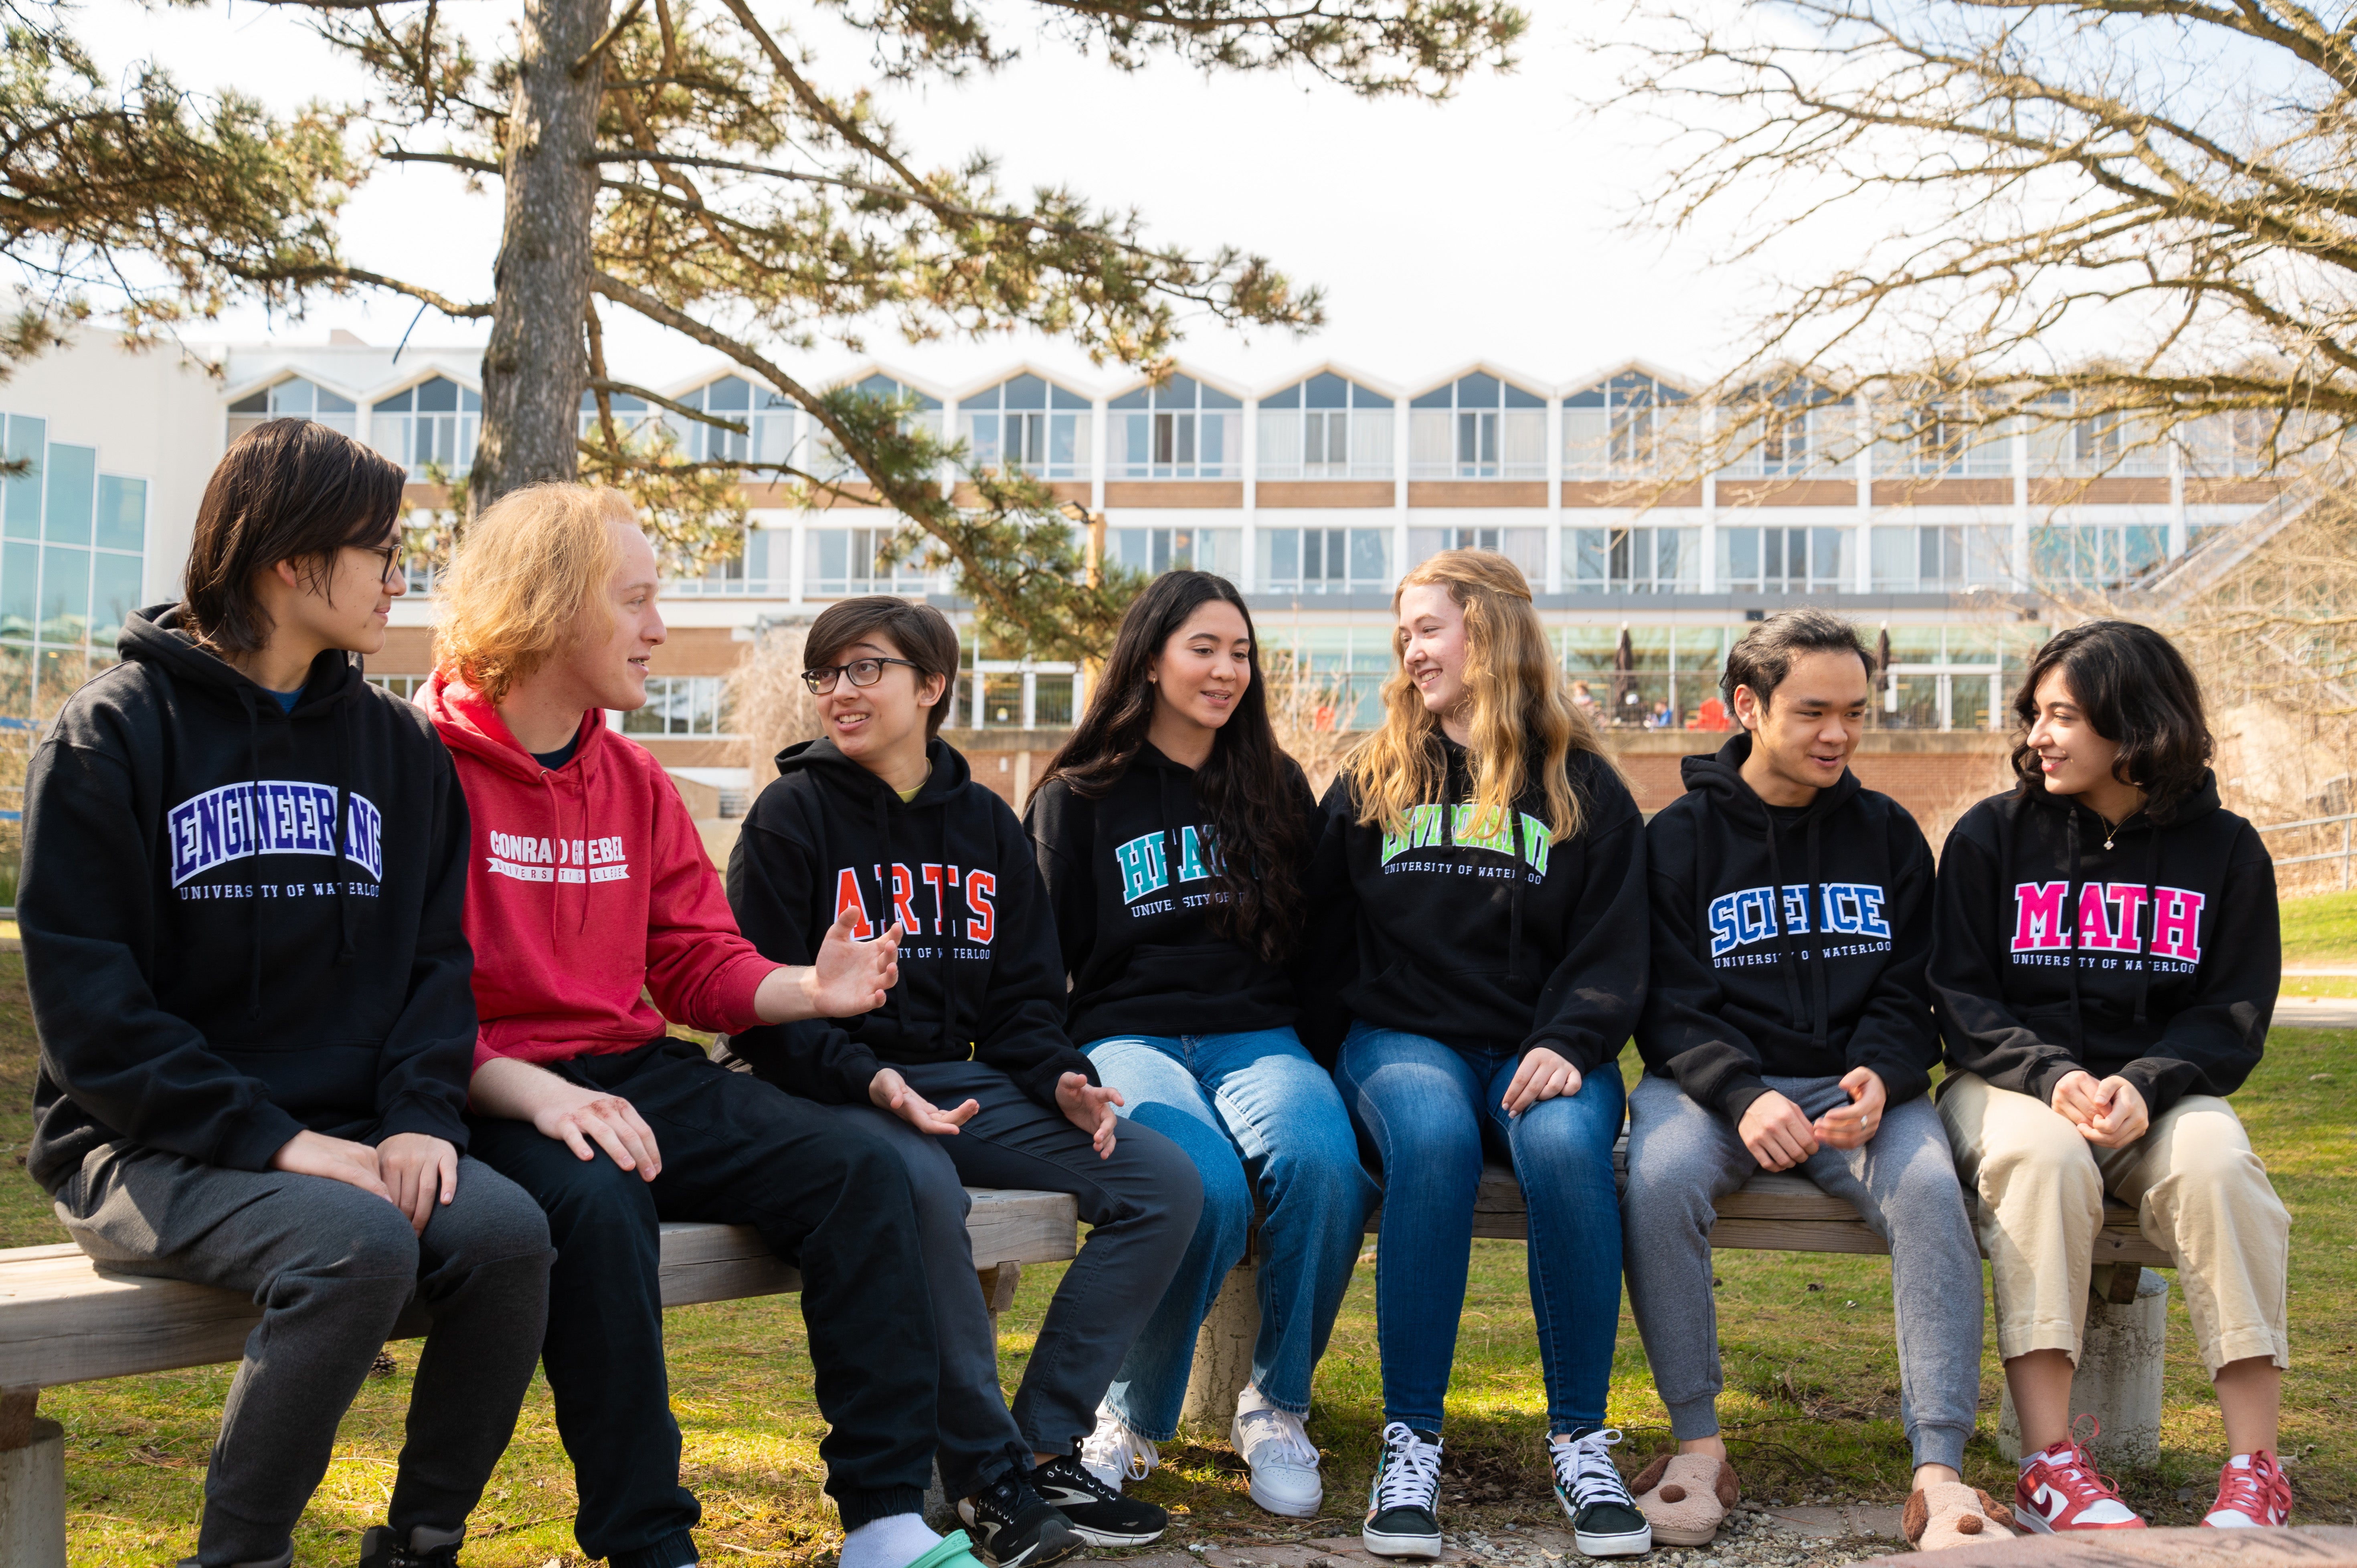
left=268, top=1128, right=457, bottom=1234
left=1737, top=1066, right=1887, bottom=1172
left=2050, top=1069, right=2149, bottom=1148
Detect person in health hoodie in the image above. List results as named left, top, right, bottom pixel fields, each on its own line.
left=1024, top=571, right=1376, bottom=1523
left=425, top=486, right=975, bottom=1568
left=1298, top=550, right=1651, bottom=1562
left=1624, top=610, right=2002, bottom=1555
left=1932, top=619, right=2289, bottom=1537
left=725, top=596, right=1200, bottom=1566
left=22, top=419, right=554, bottom=1568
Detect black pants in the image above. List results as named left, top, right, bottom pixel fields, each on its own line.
left=469, top=1039, right=939, bottom=1568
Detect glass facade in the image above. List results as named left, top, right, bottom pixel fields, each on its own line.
left=0, top=412, right=147, bottom=715
left=961, top=375, right=1091, bottom=479
left=1256, top=374, right=1395, bottom=480
left=1564, top=373, right=1693, bottom=478
left=1109, top=373, right=1242, bottom=479
left=621, top=676, right=735, bottom=737
left=371, top=377, right=482, bottom=479
left=1408, top=371, right=1547, bottom=479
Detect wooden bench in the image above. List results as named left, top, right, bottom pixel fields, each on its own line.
left=0, top=1190, right=1082, bottom=1567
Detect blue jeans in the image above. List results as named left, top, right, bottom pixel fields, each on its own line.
left=1086, top=1027, right=1377, bottom=1440
left=1333, top=1020, right=1627, bottom=1437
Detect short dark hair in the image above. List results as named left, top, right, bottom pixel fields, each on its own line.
left=2010, top=619, right=2213, bottom=819
left=1722, top=608, right=1874, bottom=708
left=806, top=596, right=962, bottom=738
left=182, top=418, right=408, bottom=653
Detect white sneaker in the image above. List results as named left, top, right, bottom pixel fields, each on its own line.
left=1078, top=1400, right=1159, bottom=1491
left=1231, top=1385, right=1323, bottom=1518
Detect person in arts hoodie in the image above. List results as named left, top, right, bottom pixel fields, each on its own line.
left=1624, top=610, right=2004, bottom=1555
left=1932, top=619, right=2290, bottom=1536
left=1296, top=550, right=1651, bottom=1562
left=21, top=420, right=554, bottom=1568
left=1023, top=572, right=1376, bottom=1522
left=724, top=595, right=1200, bottom=1566
left=423, top=485, right=985, bottom=1568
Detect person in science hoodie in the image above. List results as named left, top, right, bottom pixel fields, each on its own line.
left=1624, top=610, right=2001, bottom=1555
left=725, top=596, right=1200, bottom=1564
left=1024, top=571, right=1375, bottom=1523
left=22, top=420, right=554, bottom=1568
left=1932, top=620, right=2290, bottom=1538
left=425, top=487, right=973, bottom=1568
left=1297, top=550, right=1651, bottom=1562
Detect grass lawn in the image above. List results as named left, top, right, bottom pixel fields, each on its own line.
left=7, top=950, right=2353, bottom=1564
left=2279, top=890, right=2357, bottom=965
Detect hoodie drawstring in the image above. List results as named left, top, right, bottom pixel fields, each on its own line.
left=2134, top=828, right=2159, bottom=1026
left=240, top=689, right=266, bottom=1016
left=2064, top=810, right=2086, bottom=1051
left=330, top=699, right=356, bottom=966
left=1804, top=812, right=1829, bottom=1052
left=1508, top=809, right=1525, bottom=978
left=1762, top=814, right=1809, bottom=1031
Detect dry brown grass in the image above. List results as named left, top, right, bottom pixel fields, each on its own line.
left=725, top=621, right=823, bottom=788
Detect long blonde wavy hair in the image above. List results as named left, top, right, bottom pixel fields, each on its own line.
left=433, top=483, right=632, bottom=702
left=1344, top=549, right=1602, bottom=843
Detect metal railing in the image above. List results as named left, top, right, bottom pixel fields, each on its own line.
left=2255, top=810, right=2357, bottom=890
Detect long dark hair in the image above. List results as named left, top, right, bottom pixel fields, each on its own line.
left=1038, top=572, right=1308, bottom=962
left=2010, top=619, right=2214, bottom=820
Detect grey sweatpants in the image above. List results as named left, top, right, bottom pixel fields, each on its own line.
left=1622, top=1073, right=1983, bottom=1471
left=57, top=1144, right=554, bottom=1568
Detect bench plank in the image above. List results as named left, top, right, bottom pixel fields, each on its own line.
left=0, top=1189, right=1080, bottom=1390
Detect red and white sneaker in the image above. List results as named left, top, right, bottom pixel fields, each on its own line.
left=2015, top=1418, right=2145, bottom=1533
left=2203, top=1452, right=2291, bottom=1528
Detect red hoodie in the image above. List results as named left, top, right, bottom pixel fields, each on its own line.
left=424, top=670, right=776, bottom=1068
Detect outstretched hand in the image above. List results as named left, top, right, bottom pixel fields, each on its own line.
left=871, top=1067, right=979, bottom=1136
left=763, top=915, right=900, bottom=1023
left=1056, top=1071, right=1123, bottom=1159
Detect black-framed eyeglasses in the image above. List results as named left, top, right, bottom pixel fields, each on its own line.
left=357, top=541, right=403, bottom=583
left=802, top=656, right=923, bottom=695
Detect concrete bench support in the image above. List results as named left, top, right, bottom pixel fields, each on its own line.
left=0, top=1387, right=61, bottom=1568
left=1997, top=1267, right=2171, bottom=1469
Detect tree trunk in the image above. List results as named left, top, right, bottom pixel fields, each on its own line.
left=473, top=0, right=609, bottom=512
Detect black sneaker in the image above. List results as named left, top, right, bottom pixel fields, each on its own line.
left=1029, top=1451, right=1168, bottom=1546
left=956, top=1469, right=1087, bottom=1568
left=358, top=1524, right=464, bottom=1568
left=1363, top=1421, right=1444, bottom=1559
left=1550, top=1429, right=1651, bottom=1558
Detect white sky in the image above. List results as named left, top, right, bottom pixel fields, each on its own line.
left=89, top=0, right=1829, bottom=392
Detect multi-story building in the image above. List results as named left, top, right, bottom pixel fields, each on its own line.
left=0, top=329, right=2301, bottom=822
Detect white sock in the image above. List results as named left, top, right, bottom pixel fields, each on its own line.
left=2019, top=1452, right=2042, bottom=1473
left=840, top=1511, right=943, bottom=1568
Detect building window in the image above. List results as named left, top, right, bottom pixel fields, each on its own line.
left=367, top=674, right=429, bottom=701
left=1256, top=527, right=1391, bottom=594
left=2029, top=524, right=2170, bottom=589
left=1409, top=372, right=1547, bottom=480
left=227, top=378, right=358, bottom=445
left=1717, top=525, right=1849, bottom=592
left=1408, top=525, right=1545, bottom=583
left=1256, top=373, right=1395, bottom=480
left=1109, top=374, right=1241, bottom=479
left=815, top=374, right=945, bottom=481
left=0, top=412, right=146, bottom=715
left=1876, top=402, right=2012, bottom=479
left=621, top=675, right=735, bottom=737
left=579, top=389, right=660, bottom=445
left=1108, top=527, right=1242, bottom=579
left=1726, top=385, right=1855, bottom=478
left=1563, top=373, right=1692, bottom=477
left=1871, top=524, right=2011, bottom=591
left=371, top=377, right=482, bottom=479
left=665, top=376, right=794, bottom=465
left=2182, top=410, right=2310, bottom=478
left=961, top=374, right=1091, bottom=480
left=806, top=526, right=936, bottom=596
left=1258, top=625, right=1392, bottom=730
left=1567, top=527, right=1700, bottom=593
left=2027, top=400, right=2168, bottom=478
left=672, top=526, right=780, bottom=595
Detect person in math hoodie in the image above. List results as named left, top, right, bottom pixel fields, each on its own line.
left=1933, top=619, right=2289, bottom=1536
left=21, top=418, right=553, bottom=1568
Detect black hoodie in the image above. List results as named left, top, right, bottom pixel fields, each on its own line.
left=1639, top=734, right=1939, bottom=1120
left=1931, top=772, right=2277, bottom=1119
left=23, top=605, right=477, bottom=1192
left=1295, top=740, right=1647, bottom=1073
left=723, top=736, right=1097, bottom=1109
left=1025, top=743, right=1321, bottom=1047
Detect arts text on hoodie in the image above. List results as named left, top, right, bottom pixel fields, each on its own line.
left=830, top=860, right=997, bottom=960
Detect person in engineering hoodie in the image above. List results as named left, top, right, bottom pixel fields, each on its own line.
left=422, top=486, right=978, bottom=1568
left=23, top=420, right=554, bottom=1568
left=1624, top=610, right=2002, bottom=1554
left=1297, top=550, right=1651, bottom=1562
left=1932, top=619, right=2290, bottom=1536
left=724, top=596, right=1200, bottom=1565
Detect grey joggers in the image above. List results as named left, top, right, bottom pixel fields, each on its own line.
left=58, top=1143, right=553, bottom=1568
left=1621, top=1072, right=1983, bottom=1472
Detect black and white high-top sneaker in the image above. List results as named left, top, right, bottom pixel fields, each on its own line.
left=1549, top=1429, right=1652, bottom=1557
left=1029, top=1452, right=1169, bottom=1546
left=1362, top=1421, right=1444, bottom=1559
left=956, top=1470, right=1086, bottom=1568
left=356, top=1524, right=464, bottom=1568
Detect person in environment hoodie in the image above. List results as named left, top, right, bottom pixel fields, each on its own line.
left=725, top=596, right=1199, bottom=1566
left=1932, top=619, right=2291, bottom=1537
left=1296, top=550, right=1651, bottom=1563
left=1623, top=610, right=2001, bottom=1554
left=1024, top=571, right=1374, bottom=1524
left=424, top=487, right=970, bottom=1568
left=22, top=420, right=553, bottom=1568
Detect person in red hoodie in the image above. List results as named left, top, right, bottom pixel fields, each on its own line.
left=423, top=483, right=984, bottom=1568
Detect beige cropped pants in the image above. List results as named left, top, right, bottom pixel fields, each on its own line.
left=1937, top=1071, right=2290, bottom=1376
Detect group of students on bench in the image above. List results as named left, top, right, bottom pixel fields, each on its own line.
left=16, top=419, right=2292, bottom=1568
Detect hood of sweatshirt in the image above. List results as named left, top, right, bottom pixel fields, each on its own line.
left=1024, top=742, right=1316, bottom=1047
left=1638, top=732, right=1940, bottom=1118
left=1930, top=770, right=2279, bottom=1117
left=23, top=605, right=478, bottom=1188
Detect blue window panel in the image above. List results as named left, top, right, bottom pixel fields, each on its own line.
left=1201, top=384, right=1241, bottom=409
left=91, top=551, right=143, bottom=650
left=1410, top=384, right=1453, bottom=408
left=1050, top=383, right=1089, bottom=410
left=43, top=444, right=93, bottom=545
left=1458, top=372, right=1501, bottom=407
left=3, top=416, right=41, bottom=540
left=1261, top=384, right=1301, bottom=409
left=705, top=376, right=751, bottom=411
left=1504, top=382, right=1545, bottom=408
left=1305, top=373, right=1350, bottom=409
left=0, top=542, right=34, bottom=638
left=39, top=544, right=89, bottom=644
left=1002, top=374, right=1048, bottom=410
left=95, top=475, right=145, bottom=552
left=1110, top=387, right=1150, bottom=410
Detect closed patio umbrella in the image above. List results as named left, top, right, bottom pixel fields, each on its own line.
left=1875, top=623, right=1893, bottom=725
left=1612, top=623, right=1635, bottom=726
